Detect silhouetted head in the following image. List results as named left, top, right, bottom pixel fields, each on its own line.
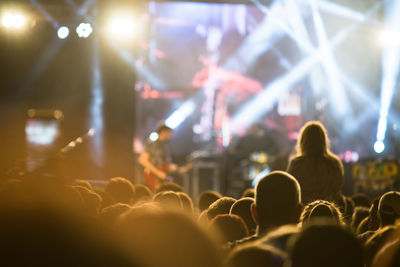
left=156, top=181, right=183, bottom=193
left=369, top=197, right=381, bottom=231
left=258, top=224, right=300, bottom=252
left=99, top=202, right=131, bottom=225
left=241, top=188, right=255, bottom=198
left=207, top=197, right=236, bottom=220
left=177, top=192, right=194, bottom=214
left=105, top=177, right=135, bottom=205
left=300, top=200, right=344, bottom=226
left=297, top=121, right=329, bottom=156
left=230, top=197, right=257, bottom=235
left=153, top=191, right=182, bottom=210
left=197, top=190, right=222, bottom=212
left=73, top=180, right=92, bottom=190
left=119, top=209, right=222, bottom=267
left=378, top=191, right=400, bottom=227
left=226, top=244, right=286, bottom=267
left=288, top=220, right=364, bottom=267
left=72, top=185, right=102, bottom=215
left=134, top=184, right=153, bottom=202
left=0, top=204, right=139, bottom=266
left=336, top=195, right=355, bottom=226
left=209, top=214, right=249, bottom=244
left=372, top=226, right=400, bottom=267
left=351, top=206, right=369, bottom=231
left=344, top=196, right=355, bottom=224
left=96, top=190, right=114, bottom=210
left=253, top=171, right=302, bottom=233
left=365, top=225, right=395, bottom=265
left=156, top=124, right=173, bottom=142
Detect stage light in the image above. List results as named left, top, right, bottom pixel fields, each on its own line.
left=230, top=1, right=382, bottom=134
left=380, top=30, right=400, bottom=46
left=375, top=1, right=400, bottom=157
left=90, top=37, right=104, bottom=165
left=310, top=0, right=351, bottom=119
left=106, top=14, right=137, bottom=41
left=2, top=12, right=25, bottom=29
left=149, top=132, right=158, bottom=141
left=108, top=42, right=164, bottom=89
left=76, top=22, right=93, bottom=38
left=30, top=0, right=59, bottom=29
left=57, top=26, right=69, bottom=39
left=165, top=100, right=196, bottom=129
left=374, top=140, right=385, bottom=154
left=88, top=128, right=95, bottom=137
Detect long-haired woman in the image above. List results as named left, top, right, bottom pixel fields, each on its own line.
left=287, top=121, right=344, bottom=204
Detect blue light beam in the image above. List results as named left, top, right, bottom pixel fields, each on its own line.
left=375, top=0, right=400, bottom=152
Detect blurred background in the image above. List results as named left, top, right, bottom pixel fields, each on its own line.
left=0, top=0, right=399, bottom=195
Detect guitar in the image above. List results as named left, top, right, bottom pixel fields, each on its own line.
left=144, top=162, right=193, bottom=192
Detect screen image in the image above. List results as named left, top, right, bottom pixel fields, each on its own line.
left=133, top=1, right=399, bottom=159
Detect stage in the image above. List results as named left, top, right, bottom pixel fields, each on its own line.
left=0, top=0, right=399, bottom=196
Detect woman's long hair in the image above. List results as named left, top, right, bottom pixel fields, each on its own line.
left=297, top=121, right=330, bottom=157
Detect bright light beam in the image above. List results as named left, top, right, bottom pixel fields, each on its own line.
left=251, top=0, right=315, bottom=54
left=339, top=73, right=379, bottom=134
left=161, top=0, right=312, bottom=130
left=158, top=0, right=383, bottom=135
left=340, top=73, right=400, bottom=139
left=17, top=0, right=96, bottom=94
left=223, top=1, right=288, bottom=72
left=108, top=42, right=164, bottom=89
left=75, top=0, right=96, bottom=17
left=302, top=0, right=379, bottom=25
left=90, top=31, right=104, bottom=165
left=284, top=0, right=312, bottom=49
left=230, top=51, right=318, bottom=132
left=282, top=0, right=326, bottom=96
left=230, top=1, right=384, bottom=133
left=30, top=0, right=59, bottom=29
left=64, top=0, right=79, bottom=10
left=375, top=0, right=400, bottom=153
left=165, top=100, right=196, bottom=129
left=309, top=0, right=352, bottom=118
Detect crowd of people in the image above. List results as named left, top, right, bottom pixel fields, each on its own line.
left=1, top=121, right=400, bottom=266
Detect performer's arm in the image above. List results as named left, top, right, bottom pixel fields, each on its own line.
left=138, top=152, right=167, bottom=179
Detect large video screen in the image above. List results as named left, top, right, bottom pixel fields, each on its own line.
left=133, top=0, right=398, bottom=159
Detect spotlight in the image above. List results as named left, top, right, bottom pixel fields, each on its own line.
left=380, top=30, right=400, bottom=46
left=76, top=22, right=93, bottom=38
left=57, top=26, right=69, bottom=39
left=149, top=132, right=158, bottom=141
left=106, top=14, right=137, bottom=41
left=2, top=12, right=25, bottom=29
left=374, top=140, right=385, bottom=154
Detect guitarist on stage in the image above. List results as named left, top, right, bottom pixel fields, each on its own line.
left=139, top=124, right=176, bottom=192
